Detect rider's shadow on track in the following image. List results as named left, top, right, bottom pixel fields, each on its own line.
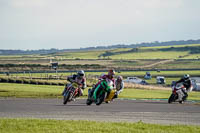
left=130, top=101, right=169, bottom=104
left=54, top=103, right=88, bottom=106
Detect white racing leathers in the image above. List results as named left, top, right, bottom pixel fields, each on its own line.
left=115, top=80, right=124, bottom=95
left=176, top=89, right=185, bottom=101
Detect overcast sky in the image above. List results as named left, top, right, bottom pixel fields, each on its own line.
left=0, top=0, right=200, bottom=50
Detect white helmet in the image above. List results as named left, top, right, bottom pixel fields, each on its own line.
left=77, top=70, right=85, bottom=77
left=183, top=74, right=190, bottom=80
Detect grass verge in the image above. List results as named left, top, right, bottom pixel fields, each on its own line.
left=0, top=83, right=200, bottom=101
left=0, top=118, right=200, bottom=133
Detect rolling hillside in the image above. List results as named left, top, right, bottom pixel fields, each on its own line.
left=54, top=44, right=200, bottom=60
left=0, top=44, right=200, bottom=71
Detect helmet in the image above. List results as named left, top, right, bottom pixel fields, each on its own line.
left=117, top=76, right=123, bottom=82
left=183, top=74, right=190, bottom=80
left=77, top=70, right=85, bottom=78
left=108, top=69, right=115, bottom=76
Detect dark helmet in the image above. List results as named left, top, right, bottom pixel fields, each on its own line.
left=183, top=74, right=190, bottom=80
left=77, top=70, right=85, bottom=78
left=108, top=69, right=115, bottom=76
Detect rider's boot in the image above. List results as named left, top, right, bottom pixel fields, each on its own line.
left=113, top=94, right=118, bottom=99
left=72, top=98, right=76, bottom=101
left=181, top=88, right=188, bottom=101
left=105, top=101, right=110, bottom=103
left=179, top=100, right=183, bottom=104
left=182, top=93, right=188, bottom=101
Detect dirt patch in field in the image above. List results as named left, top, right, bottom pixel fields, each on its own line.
left=141, top=59, right=174, bottom=68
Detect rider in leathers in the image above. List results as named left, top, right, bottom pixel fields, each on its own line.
left=113, top=76, right=124, bottom=99
left=175, top=74, right=192, bottom=101
left=62, top=70, right=86, bottom=97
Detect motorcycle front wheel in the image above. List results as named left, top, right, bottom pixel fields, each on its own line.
left=63, top=91, right=70, bottom=105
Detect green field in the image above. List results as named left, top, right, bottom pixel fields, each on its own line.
left=182, top=54, right=200, bottom=59
left=110, top=51, right=189, bottom=59
left=1, top=83, right=200, bottom=101
left=55, top=50, right=105, bottom=59
left=141, top=43, right=200, bottom=49
left=0, top=83, right=62, bottom=98
left=2, top=70, right=200, bottom=78
left=1, top=70, right=199, bottom=87
left=0, top=118, right=200, bottom=133
left=1, top=44, right=200, bottom=60
left=0, top=44, right=200, bottom=71
left=54, top=44, right=200, bottom=60
left=155, top=60, right=200, bottom=69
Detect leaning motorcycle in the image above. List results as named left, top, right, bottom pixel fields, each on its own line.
left=168, top=83, right=186, bottom=104
left=63, top=82, right=79, bottom=105
left=86, top=79, right=115, bottom=106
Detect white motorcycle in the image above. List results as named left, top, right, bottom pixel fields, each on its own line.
left=168, top=83, right=187, bottom=104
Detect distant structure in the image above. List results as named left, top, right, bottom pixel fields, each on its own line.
left=50, top=59, right=58, bottom=70
left=144, top=72, right=152, bottom=79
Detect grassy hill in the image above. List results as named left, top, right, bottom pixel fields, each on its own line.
left=0, top=44, right=200, bottom=71
left=51, top=44, right=200, bottom=60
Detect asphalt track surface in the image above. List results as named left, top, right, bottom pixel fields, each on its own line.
left=0, top=98, right=200, bottom=125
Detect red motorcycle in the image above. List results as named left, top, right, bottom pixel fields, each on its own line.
left=63, top=82, right=80, bottom=105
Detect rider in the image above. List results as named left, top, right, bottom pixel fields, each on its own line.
left=62, top=70, right=87, bottom=97
left=175, top=74, right=192, bottom=101
left=113, top=76, right=124, bottom=99
left=101, top=69, right=115, bottom=85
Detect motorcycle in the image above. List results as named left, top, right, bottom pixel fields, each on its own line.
left=63, top=82, right=80, bottom=105
left=168, top=83, right=186, bottom=104
left=86, top=79, right=116, bottom=106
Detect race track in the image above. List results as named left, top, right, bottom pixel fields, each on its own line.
left=0, top=98, right=200, bottom=125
